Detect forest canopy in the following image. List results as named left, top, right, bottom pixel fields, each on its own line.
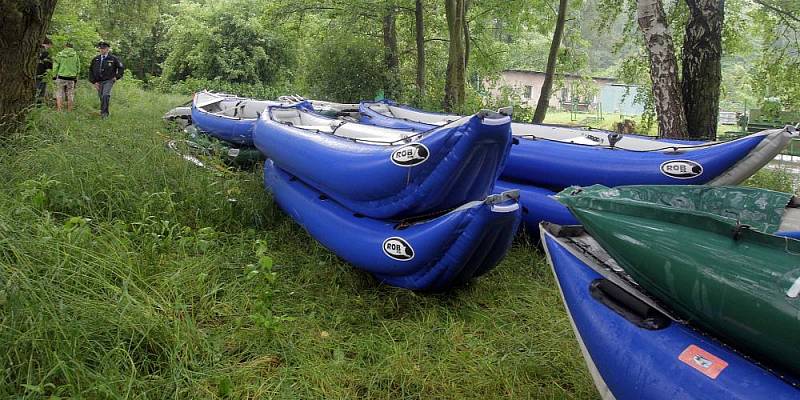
left=1, top=0, right=798, bottom=133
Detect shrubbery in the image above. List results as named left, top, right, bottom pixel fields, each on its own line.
left=160, top=0, right=295, bottom=86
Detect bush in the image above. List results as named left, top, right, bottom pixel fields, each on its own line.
left=148, top=76, right=299, bottom=100
left=160, top=0, right=294, bottom=86
left=305, top=34, right=385, bottom=102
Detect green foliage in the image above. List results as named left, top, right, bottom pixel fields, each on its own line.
left=48, top=2, right=103, bottom=78
left=160, top=0, right=295, bottom=85
left=720, top=61, right=757, bottom=110
left=747, top=1, right=799, bottom=111
left=616, top=55, right=657, bottom=132
left=42, top=0, right=797, bottom=122
left=504, top=29, right=551, bottom=71
left=149, top=76, right=299, bottom=100
left=245, top=240, right=294, bottom=336
left=0, top=85, right=600, bottom=398
left=743, top=168, right=797, bottom=194
left=760, top=99, right=783, bottom=119
left=306, top=34, right=386, bottom=102
left=480, top=85, right=535, bottom=122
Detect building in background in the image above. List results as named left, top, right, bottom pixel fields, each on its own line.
left=486, top=70, right=644, bottom=116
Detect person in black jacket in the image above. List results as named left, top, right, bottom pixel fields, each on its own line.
left=35, top=37, right=53, bottom=104
left=88, top=41, right=124, bottom=118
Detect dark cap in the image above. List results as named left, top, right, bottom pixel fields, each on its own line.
left=96, top=41, right=111, bottom=48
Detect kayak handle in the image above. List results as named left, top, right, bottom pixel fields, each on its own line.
left=607, top=133, right=622, bottom=148
left=590, top=279, right=671, bottom=330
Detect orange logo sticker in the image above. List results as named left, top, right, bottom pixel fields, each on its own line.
left=678, top=345, right=728, bottom=379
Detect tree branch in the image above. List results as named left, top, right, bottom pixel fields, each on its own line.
left=753, top=0, right=800, bottom=25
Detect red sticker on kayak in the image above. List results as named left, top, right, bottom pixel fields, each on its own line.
left=679, top=345, right=728, bottom=379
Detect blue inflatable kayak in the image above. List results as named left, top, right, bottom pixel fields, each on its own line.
left=191, top=91, right=284, bottom=146
left=264, top=160, right=521, bottom=291
left=359, top=100, right=797, bottom=189
left=191, top=92, right=360, bottom=146
left=493, top=180, right=577, bottom=237
left=254, top=104, right=513, bottom=219
left=540, top=223, right=800, bottom=399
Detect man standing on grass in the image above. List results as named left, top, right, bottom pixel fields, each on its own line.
left=35, top=37, right=53, bottom=104
left=52, top=42, right=80, bottom=112
left=88, top=41, right=124, bottom=118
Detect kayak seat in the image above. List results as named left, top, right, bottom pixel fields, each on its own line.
left=273, top=107, right=414, bottom=144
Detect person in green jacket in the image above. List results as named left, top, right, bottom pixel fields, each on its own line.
left=52, top=42, right=80, bottom=112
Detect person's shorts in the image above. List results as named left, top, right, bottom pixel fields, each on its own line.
left=54, top=78, right=76, bottom=102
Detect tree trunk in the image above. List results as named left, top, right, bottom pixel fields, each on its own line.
left=637, top=0, right=688, bottom=138
left=682, top=0, right=723, bottom=140
left=443, top=0, right=466, bottom=112
left=463, top=0, right=470, bottom=71
left=0, top=0, right=59, bottom=133
left=383, top=3, right=401, bottom=100
left=415, top=0, right=426, bottom=101
left=532, top=0, right=568, bottom=124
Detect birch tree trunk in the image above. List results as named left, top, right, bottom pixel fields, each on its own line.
left=532, top=0, right=568, bottom=124
left=415, top=0, right=426, bottom=101
left=682, top=0, right=723, bottom=140
left=637, top=0, right=689, bottom=138
left=443, top=0, right=466, bottom=112
left=383, top=3, right=401, bottom=100
left=0, top=0, right=59, bottom=133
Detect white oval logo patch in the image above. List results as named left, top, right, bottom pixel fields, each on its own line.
left=382, top=237, right=414, bottom=261
left=391, top=144, right=429, bottom=167
left=660, top=160, right=703, bottom=179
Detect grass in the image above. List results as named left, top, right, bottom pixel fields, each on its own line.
left=0, top=83, right=599, bottom=399
left=543, top=111, right=650, bottom=132
left=3, top=83, right=796, bottom=399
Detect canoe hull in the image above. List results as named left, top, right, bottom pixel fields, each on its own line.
left=264, top=160, right=521, bottom=291
left=502, top=133, right=768, bottom=188
left=191, top=103, right=257, bottom=146
left=541, top=225, right=799, bottom=400
left=557, top=185, right=800, bottom=377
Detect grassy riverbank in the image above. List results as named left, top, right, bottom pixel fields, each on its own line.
left=1, top=83, right=795, bottom=399
left=0, top=83, right=597, bottom=399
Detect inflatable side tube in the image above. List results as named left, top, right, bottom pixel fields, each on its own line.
left=256, top=106, right=513, bottom=219
left=502, top=132, right=770, bottom=188
left=264, top=160, right=521, bottom=291
left=359, top=100, right=444, bottom=132
left=191, top=92, right=312, bottom=146
left=191, top=102, right=258, bottom=146
left=709, top=126, right=798, bottom=185
left=541, top=225, right=799, bottom=400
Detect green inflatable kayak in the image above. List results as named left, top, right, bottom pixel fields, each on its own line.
left=556, top=185, right=800, bottom=378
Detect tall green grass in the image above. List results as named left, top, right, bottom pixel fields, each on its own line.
left=0, top=83, right=598, bottom=398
